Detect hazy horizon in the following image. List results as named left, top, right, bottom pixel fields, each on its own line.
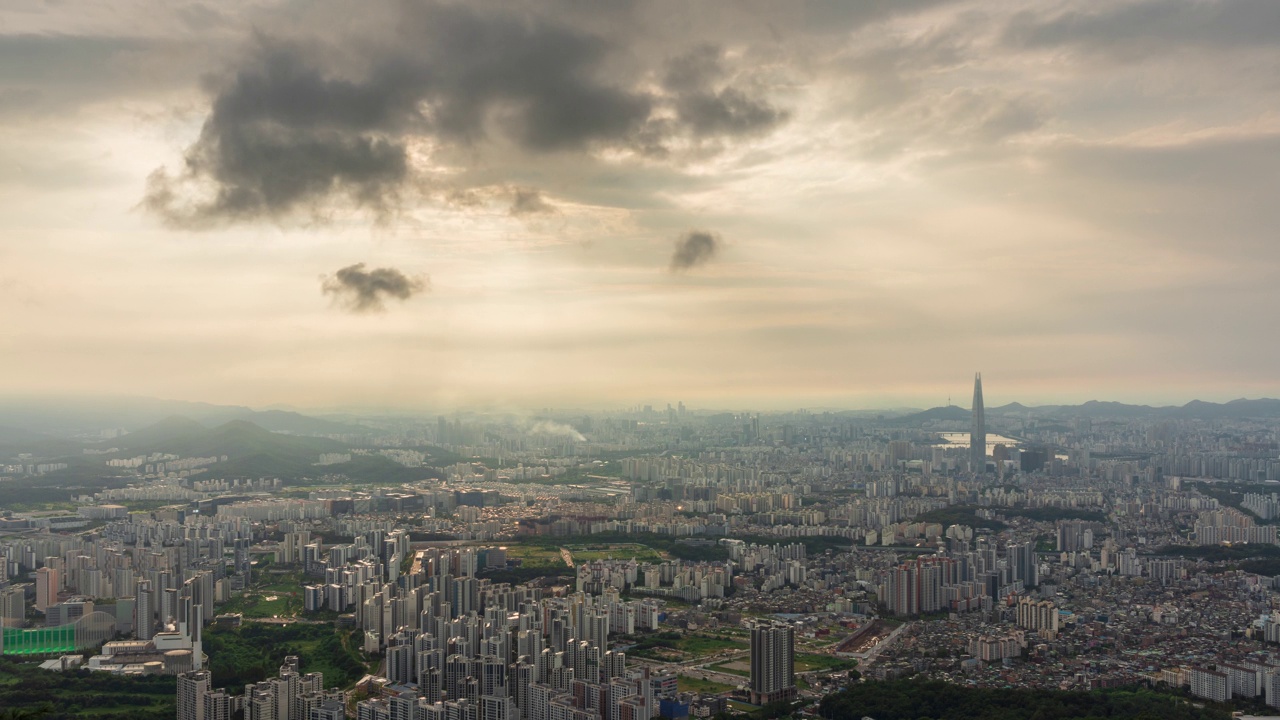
left=4, top=387, right=1280, bottom=418
left=3, top=1, right=1278, bottom=410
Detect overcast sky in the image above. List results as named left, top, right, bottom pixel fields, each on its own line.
left=2, top=0, right=1278, bottom=412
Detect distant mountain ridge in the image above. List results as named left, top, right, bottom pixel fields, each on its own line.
left=898, top=405, right=972, bottom=423
left=899, top=397, right=1280, bottom=422
left=101, top=416, right=433, bottom=483
left=0, top=396, right=368, bottom=437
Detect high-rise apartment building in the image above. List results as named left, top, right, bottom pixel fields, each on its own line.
left=970, top=372, right=986, bottom=472
left=135, top=579, right=154, bottom=640
left=0, top=584, right=26, bottom=624
left=1007, top=541, right=1038, bottom=589
left=178, top=669, right=212, bottom=720
left=748, top=620, right=795, bottom=705
left=35, top=566, right=58, bottom=612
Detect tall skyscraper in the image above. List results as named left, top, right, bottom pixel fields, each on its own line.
left=748, top=620, right=795, bottom=705
left=970, top=372, right=986, bottom=473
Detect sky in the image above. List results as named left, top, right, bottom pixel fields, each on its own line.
left=2, top=0, right=1279, bottom=412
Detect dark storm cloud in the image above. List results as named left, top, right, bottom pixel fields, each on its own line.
left=144, top=41, right=422, bottom=226
left=392, top=2, right=653, bottom=152
left=670, top=230, right=719, bottom=272
left=143, top=1, right=797, bottom=226
left=321, top=263, right=427, bottom=313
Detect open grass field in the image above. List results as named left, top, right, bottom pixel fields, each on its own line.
left=794, top=653, right=858, bottom=672
left=503, top=544, right=569, bottom=567
left=678, top=634, right=747, bottom=656
left=713, top=653, right=856, bottom=674
left=677, top=675, right=738, bottom=694
left=629, top=631, right=748, bottom=662
left=709, top=659, right=751, bottom=676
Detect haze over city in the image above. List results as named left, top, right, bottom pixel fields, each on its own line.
left=6, top=6, right=1280, bottom=719
left=3, top=0, right=1280, bottom=410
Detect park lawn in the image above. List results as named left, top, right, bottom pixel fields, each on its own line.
left=217, top=566, right=306, bottom=618
left=729, top=701, right=762, bottom=715
left=219, top=591, right=302, bottom=618
left=255, top=568, right=305, bottom=590
left=677, top=675, right=738, bottom=694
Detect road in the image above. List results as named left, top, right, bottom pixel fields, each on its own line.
left=852, top=621, right=909, bottom=667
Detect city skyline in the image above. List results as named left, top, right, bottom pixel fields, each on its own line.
left=4, top=357, right=1280, bottom=717
left=2, top=1, right=1280, bottom=410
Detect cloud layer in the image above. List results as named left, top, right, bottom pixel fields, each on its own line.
left=2, top=0, right=1280, bottom=409
left=142, top=1, right=788, bottom=227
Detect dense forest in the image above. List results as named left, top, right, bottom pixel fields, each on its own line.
left=205, top=622, right=368, bottom=693
left=818, top=679, right=1230, bottom=720
left=1156, top=543, right=1280, bottom=563
left=0, top=657, right=175, bottom=720
left=912, top=508, right=1009, bottom=533
left=1007, top=507, right=1108, bottom=523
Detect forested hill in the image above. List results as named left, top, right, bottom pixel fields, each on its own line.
left=817, top=679, right=1229, bottom=720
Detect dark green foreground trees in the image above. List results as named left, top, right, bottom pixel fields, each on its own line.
left=0, top=658, right=174, bottom=720
left=818, top=680, right=1229, bottom=720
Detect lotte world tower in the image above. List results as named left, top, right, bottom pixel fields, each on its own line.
left=971, top=373, right=986, bottom=472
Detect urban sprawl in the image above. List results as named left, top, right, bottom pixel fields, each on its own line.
left=4, top=383, right=1280, bottom=718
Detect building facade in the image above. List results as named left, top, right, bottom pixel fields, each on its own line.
left=748, top=620, right=795, bottom=705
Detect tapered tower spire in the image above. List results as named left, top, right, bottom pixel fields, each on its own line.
left=970, top=373, right=986, bottom=472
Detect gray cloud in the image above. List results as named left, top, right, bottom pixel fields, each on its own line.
left=321, top=263, right=427, bottom=313
left=663, top=46, right=786, bottom=139
left=0, top=33, right=211, bottom=120
left=1004, top=0, right=1280, bottom=57
left=1026, top=133, right=1280, bottom=255
left=670, top=230, right=719, bottom=272
left=509, top=187, right=555, bottom=216
left=143, top=2, right=793, bottom=226
left=143, top=40, right=419, bottom=227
